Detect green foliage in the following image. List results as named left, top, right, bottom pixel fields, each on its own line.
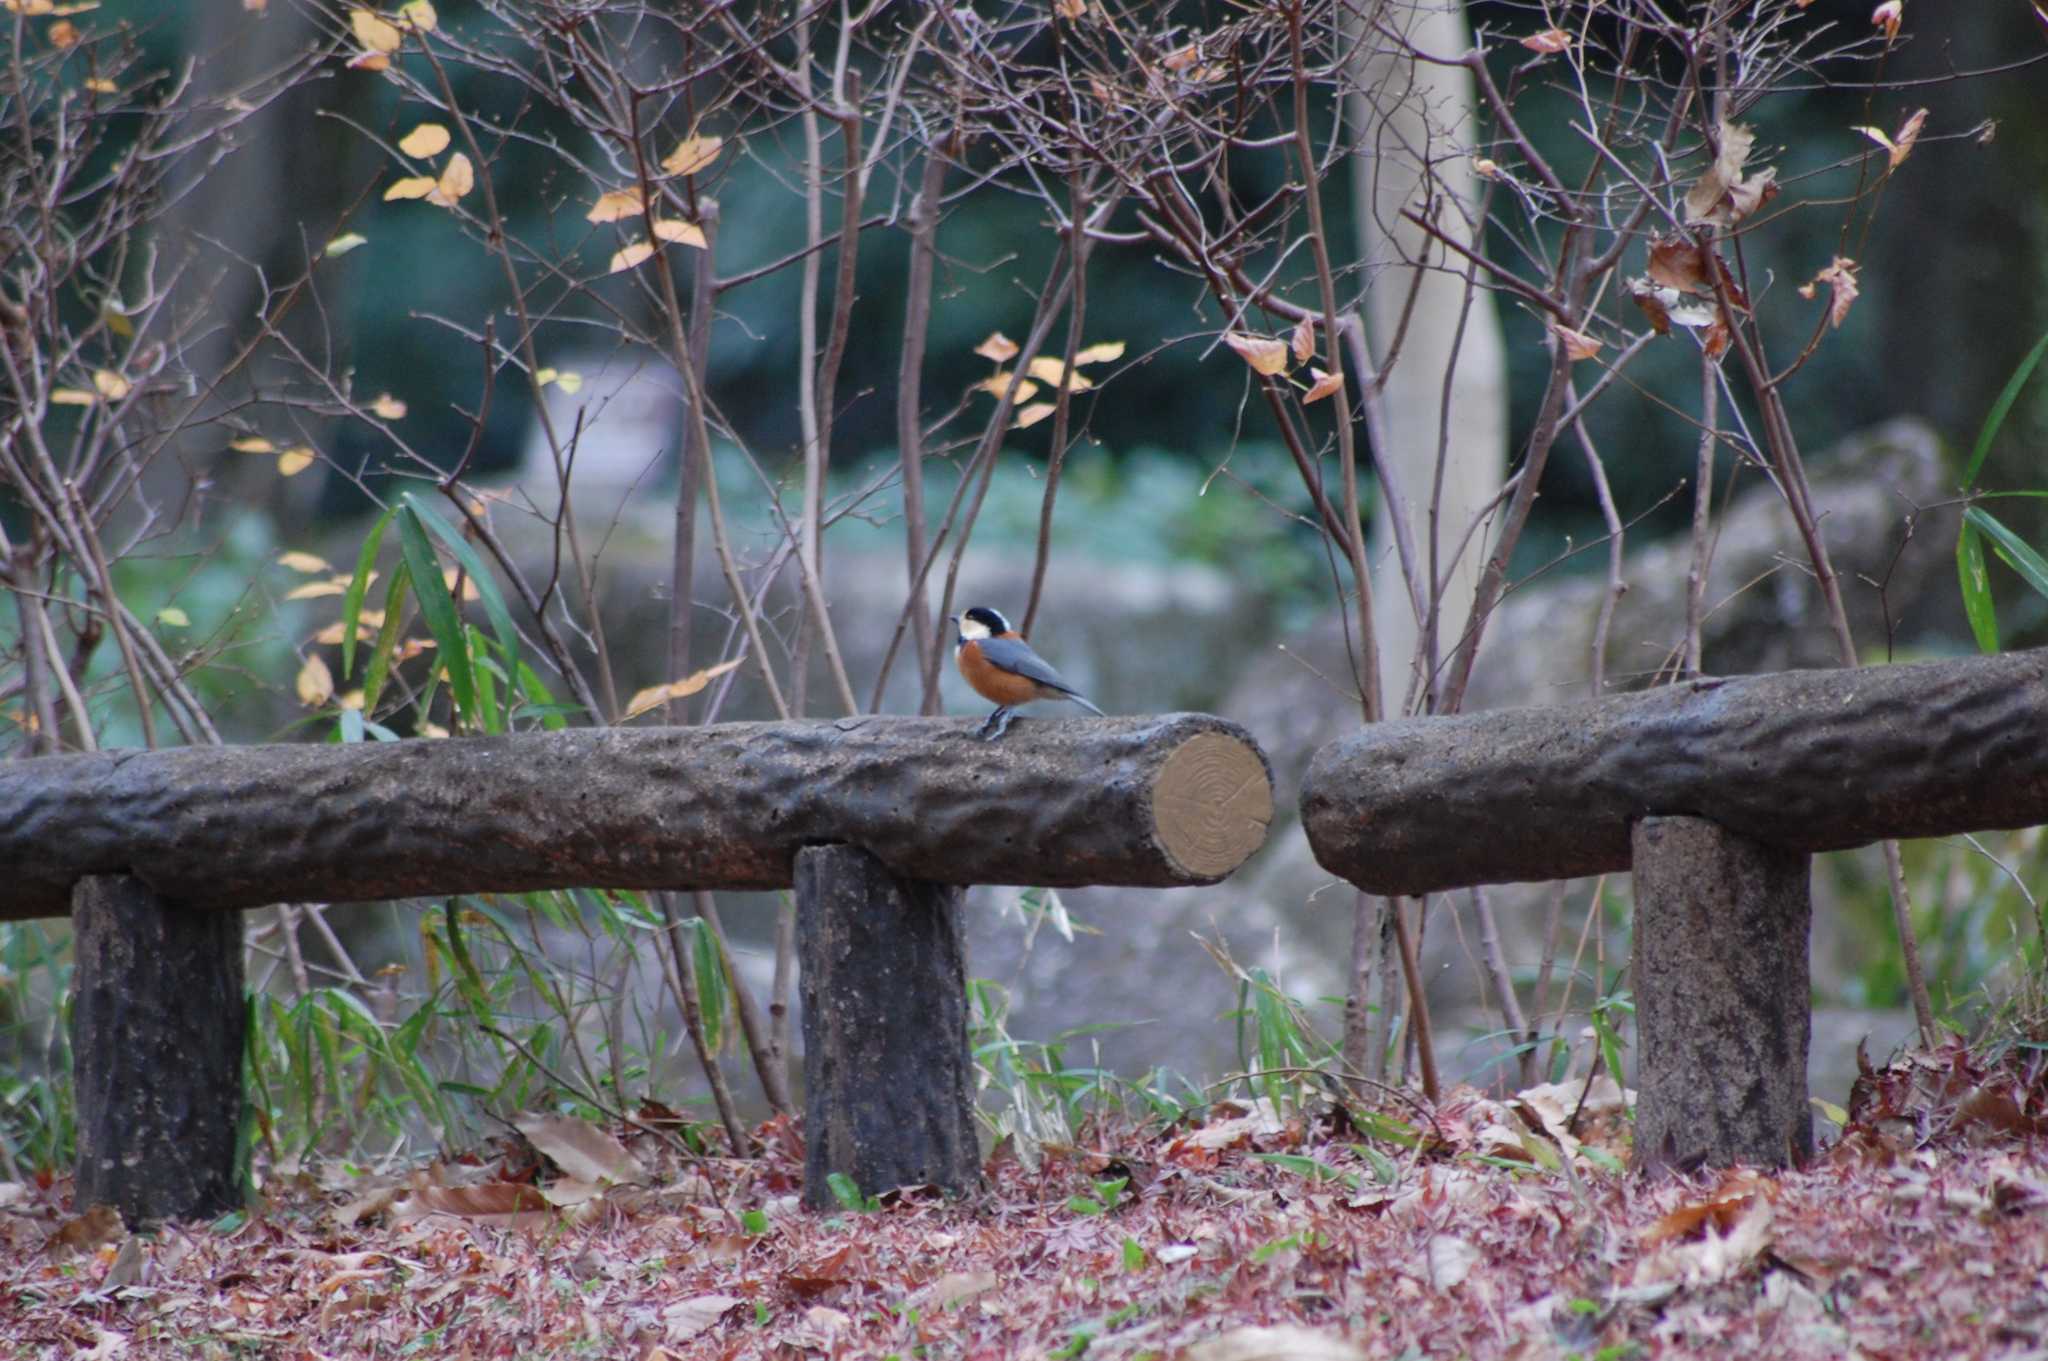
left=1956, top=329, right=2048, bottom=652
left=0, top=922, right=75, bottom=1175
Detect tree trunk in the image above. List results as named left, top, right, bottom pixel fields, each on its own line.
left=1631, top=817, right=1813, bottom=1171
left=71, top=875, right=246, bottom=1225
left=3, top=713, right=1273, bottom=919
left=796, top=846, right=980, bottom=1207
left=1349, top=0, right=1508, bottom=716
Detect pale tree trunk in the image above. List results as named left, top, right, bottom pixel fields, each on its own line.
left=1348, top=0, right=1508, bottom=718
left=1343, top=0, right=1507, bottom=1082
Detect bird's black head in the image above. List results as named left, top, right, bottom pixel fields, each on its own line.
left=955, top=605, right=1010, bottom=642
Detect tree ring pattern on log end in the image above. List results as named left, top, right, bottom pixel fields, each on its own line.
left=1150, top=731, right=1272, bottom=880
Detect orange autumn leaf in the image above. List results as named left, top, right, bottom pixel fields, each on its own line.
left=586, top=188, right=648, bottom=223
left=397, top=123, right=450, bottom=157
left=1223, top=332, right=1289, bottom=377
left=661, top=135, right=722, bottom=178
left=974, top=331, right=1019, bottom=363
left=1520, top=28, right=1571, bottom=53
left=350, top=8, right=401, bottom=53
left=1302, top=368, right=1344, bottom=404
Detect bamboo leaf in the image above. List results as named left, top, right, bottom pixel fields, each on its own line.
left=1967, top=506, right=2048, bottom=606
left=361, top=560, right=412, bottom=716
left=1956, top=519, right=1998, bottom=654
left=341, top=505, right=396, bottom=680
left=396, top=504, right=477, bottom=726
left=1963, top=328, right=2048, bottom=491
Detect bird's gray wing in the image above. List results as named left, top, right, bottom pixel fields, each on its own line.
left=978, top=636, right=1085, bottom=697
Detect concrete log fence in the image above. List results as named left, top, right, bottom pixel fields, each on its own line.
left=0, top=713, right=1274, bottom=1221
left=1300, top=647, right=2048, bottom=1171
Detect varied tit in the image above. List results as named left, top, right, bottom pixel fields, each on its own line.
left=950, top=605, right=1105, bottom=741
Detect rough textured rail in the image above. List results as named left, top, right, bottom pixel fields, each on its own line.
left=1300, top=648, right=2048, bottom=896
left=1, top=713, right=1274, bottom=918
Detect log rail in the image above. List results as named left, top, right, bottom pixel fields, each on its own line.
left=1299, top=647, right=2048, bottom=1172
left=2, top=713, right=1273, bottom=1219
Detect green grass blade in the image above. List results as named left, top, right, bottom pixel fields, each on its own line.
left=402, top=492, right=519, bottom=664
left=341, top=504, right=397, bottom=680
left=396, top=504, right=477, bottom=726
left=1967, top=506, right=2048, bottom=604
left=1963, top=328, right=2048, bottom=491
left=1956, top=519, right=1999, bottom=654
left=361, top=559, right=412, bottom=717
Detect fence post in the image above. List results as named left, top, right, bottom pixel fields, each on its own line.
left=71, top=875, right=246, bottom=1224
left=796, top=845, right=980, bottom=1206
left=1631, top=816, right=1813, bottom=1171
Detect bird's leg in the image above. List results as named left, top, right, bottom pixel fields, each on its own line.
left=978, top=706, right=1015, bottom=741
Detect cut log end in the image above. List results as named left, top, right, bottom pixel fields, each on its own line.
left=1151, top=730, right=1273, bottom=881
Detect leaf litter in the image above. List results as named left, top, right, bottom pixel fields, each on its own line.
left=3, top=1038, right=2045, bottom=1358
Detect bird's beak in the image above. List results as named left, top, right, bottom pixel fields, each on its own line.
left=947, top=614, right=959, bottom=625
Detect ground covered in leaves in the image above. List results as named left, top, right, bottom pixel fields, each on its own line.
left=6, top=1041, right=2047, bottom=1360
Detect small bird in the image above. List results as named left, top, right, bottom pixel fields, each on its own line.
left=951, top=605, right=1104, bottom=740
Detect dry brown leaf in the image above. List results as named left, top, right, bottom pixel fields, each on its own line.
left=1684, top=120, right=1779, bottom=227
left=277, top=550, right=331, bottom=574
left=1071, top=339, right=1125, bottom=365
left=1160, top=43, right=1200, bottom=72
left=1871, top=0, right=1902, bottom=39
left=45, top=1204, right=123, bottom=1256
left=515, top=1113, right=647, bottom=1183
left=1223, top=331, right=1289, bottom=376
left=1520, top=27, right=1571, bottom=53
left=974, top=331, right=1020, bottom=363
left=1646, top=236, right=1710, bottom=294
left=397, top=123, right=449, bottom=158
left=661, top=134, right=722, bottom=178
left=47, top=18, right=77, bottom=46
left=278, top=446, right=316, bottom=476
left=1797, top=255, right=1859, bottom=329
left=585, top=188, right=648, bottom=223
left=92, top=368, right=129, bottom=400
left=1552, top=324, right=1602, bottom=362
left=922, top=1270, right=998, bottom=1307
left=622, top=657, right=744, bottom=720
left=1303, top=368, right=1344, bottom=404
left=1054, top=0, right=1085, bottom=18
left=297, top=653, right=335, bottom=707
left=1013, top=401, right=1057, bottom=429
left=369, top=392, right=407, bottom=419
left=1186, top=1326, right=1367, bottom=1361
left=398, top=1182, right=552, bottom=1224
left=350, top=7, right=401, bottom=53
left=1290, top=316, right=1316, bottom=364
left=664, top=1294, right=742, bottom=1343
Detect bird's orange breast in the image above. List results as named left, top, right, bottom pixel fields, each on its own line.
left=957, top=639, right=1049, bottom=706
